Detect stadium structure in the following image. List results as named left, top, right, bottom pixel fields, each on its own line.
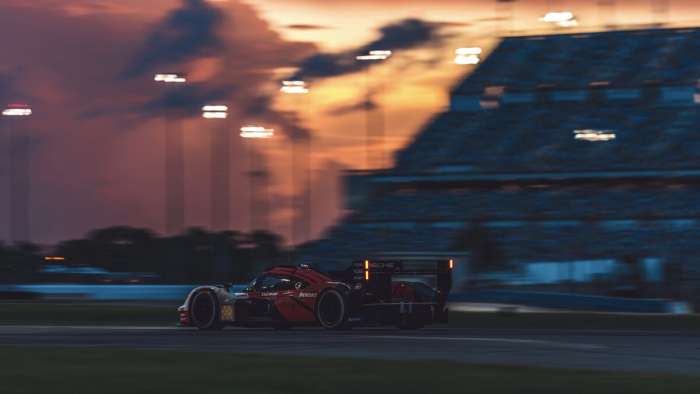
left=300, top=27, right=700, bottom=294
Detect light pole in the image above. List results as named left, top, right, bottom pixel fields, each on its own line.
left=202, top=105, right=230, bottom=231
left=239, top=126, right=274, bottom=232
left=281, top=80, right=311, bottom=244
left=2, top=103, right=32, bottom=243
left=154, top=73, right=186, bottom=236
left=356, top=50, right=391, bottom=169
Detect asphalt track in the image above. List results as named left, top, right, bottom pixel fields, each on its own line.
left=1, top=325, right=698, bottom=374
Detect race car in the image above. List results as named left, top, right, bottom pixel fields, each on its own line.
left=178, top=258, right=453, bottom=330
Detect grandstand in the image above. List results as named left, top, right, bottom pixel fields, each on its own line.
left=300, top=27, right=700, bottom=294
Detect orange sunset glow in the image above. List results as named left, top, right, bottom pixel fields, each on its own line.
left=2, top=0, right=700, bottom=244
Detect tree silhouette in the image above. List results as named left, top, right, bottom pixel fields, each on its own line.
left=3, top=226, right=290, bottom=283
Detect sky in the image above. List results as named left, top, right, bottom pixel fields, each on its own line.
left=1, top=0, right=700, bottom=245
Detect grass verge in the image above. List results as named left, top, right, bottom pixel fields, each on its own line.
left=0, top=302, right=176, bottom=326
left=1, top=346, right=698, bottom=394
left=448, top=311, right=700, bottom=331
left=2, top=302, right=699, bottom=331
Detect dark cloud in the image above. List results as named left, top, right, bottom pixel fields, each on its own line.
left=474, top=16, right=510, bottom=22
left=243, top=95, right=312, bottom=141
left=117, top=0, right=313, bottom=141
left=366, top=18, right=440, bottom=50
left=291, top=18, right=444, bottom=81
left=123, top=0, right=322, bottom=142
left=123, top=0, right=223, bottom=78
left=142, top=83, right=233, bottom=117
left=326, top=96, right=378, bottom=116
left=432, top=21, right=472, bottom=28
left=284, top=24, right=329, bottom=30
left=0, top=0, right=321, bottom=242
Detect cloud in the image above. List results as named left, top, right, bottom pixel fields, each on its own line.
left=142, top=83, right=233, bottom=117
left=291, top=18, right=444, bottom=81
left=123, top=0, right=224, bottom=78
left=0, top=0, right=320, bottom=242
left=326, top=96, right=378, bottom=116
left=243, top=95, right=312, bottom=141
left=118, top=0, right=316, bottom=141
left=284, top=24, right=329, bottom=30
left=474, top=16, right=510, bottom=23
left=95, top=0, right=315, bottom=145
left=432, top=21, right=472, bottom=28
left=364, top=18, right=440, bottom=51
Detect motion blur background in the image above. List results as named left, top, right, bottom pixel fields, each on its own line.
left=2, top=0, right=700, bottom=313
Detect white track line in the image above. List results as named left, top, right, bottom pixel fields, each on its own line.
left=0, top=326, right=605, bottom=350
left=369, top=335, right=607, bottom=350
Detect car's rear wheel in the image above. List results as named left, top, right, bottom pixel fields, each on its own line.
left=190, top=290, right=224, bottom=330
left=316, top=289, right=348, bottom=330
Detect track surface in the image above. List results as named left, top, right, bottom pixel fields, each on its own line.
left=1, top=325, right=699, bottom=374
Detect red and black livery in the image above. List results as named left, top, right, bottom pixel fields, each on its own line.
left=178, top=258, right=453, bottom=330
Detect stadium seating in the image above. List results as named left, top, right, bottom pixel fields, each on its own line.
left=454, top=28, right=700, bottom=94
left=350, top=187, right=700, bottom=222
left=300, top=27, right=700, bottom=277
left=394, top=102, right=700, bottom=173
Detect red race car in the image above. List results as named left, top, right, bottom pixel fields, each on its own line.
left=178, top=258, right=453, bottom=330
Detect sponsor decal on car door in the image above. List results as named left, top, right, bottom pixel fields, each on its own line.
left=274, top=280, right=316, bottom=322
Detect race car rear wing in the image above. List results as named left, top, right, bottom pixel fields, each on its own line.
left=350, top=258, right=453, bottom=280
left=349, top=258, right=453, bottom=321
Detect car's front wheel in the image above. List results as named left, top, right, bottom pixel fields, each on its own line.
left=316, top=288, right=348, bottom=330
left=190, top=290, right=224, bottom=330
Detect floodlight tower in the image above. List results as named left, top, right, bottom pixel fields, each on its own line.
left=454, top=47, right=482, bottom=65
left=281, top=80, right=312, bottom=244
left=2, top=103, right=32, bottom=243
left=539, top=11, right=578, bottom=29
left=239, top=126, right=274, bottom=231
left=154, top=73, right=187, bottom=236
left=356, top=50, right=391, bottom=169
left=202, top=105, right=230, bottom=231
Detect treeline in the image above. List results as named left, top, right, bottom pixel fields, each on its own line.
left=0, top=226, right=291, bottom=283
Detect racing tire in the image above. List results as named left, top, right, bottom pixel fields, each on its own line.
left=190, top=290, right=224, bottom=330
left=315, top=288, right=349, bottom=330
